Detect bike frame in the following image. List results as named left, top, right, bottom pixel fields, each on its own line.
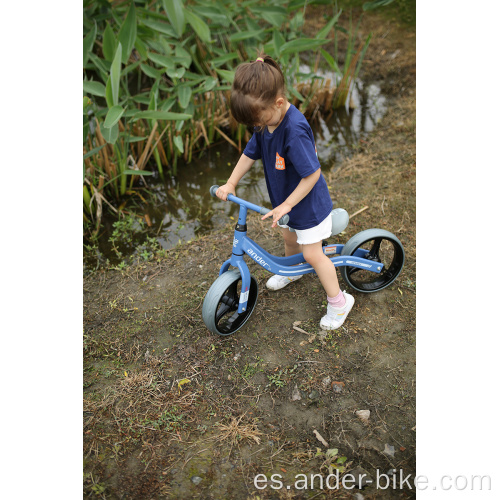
left=219, top=193, right=383, bottom=314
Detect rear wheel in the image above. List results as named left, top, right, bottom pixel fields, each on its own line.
left=340, top=229, right=405, bottom=293
left=202, top=270, right=259, bottom=336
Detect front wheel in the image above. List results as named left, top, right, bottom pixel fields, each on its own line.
left=202, top=270, right=259, bottom=336
left=340, top=229, right=405, bottom=293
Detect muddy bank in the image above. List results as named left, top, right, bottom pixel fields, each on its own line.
left=84, top=8, right=415, bottom=499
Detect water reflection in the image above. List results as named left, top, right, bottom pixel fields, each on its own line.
left=94, top=77, right=386, bottom=264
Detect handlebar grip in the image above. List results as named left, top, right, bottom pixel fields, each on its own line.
left=260, top=207, right=289, bottom=226
left=210, top=185, right=219, bottom=197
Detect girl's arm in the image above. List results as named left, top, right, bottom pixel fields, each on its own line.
left=216, top=153, right=255, bottom=201
left=261, top=168, right=321, bottom=227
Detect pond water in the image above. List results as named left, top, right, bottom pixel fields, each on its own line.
left=87, top=77, right=386, bottom=267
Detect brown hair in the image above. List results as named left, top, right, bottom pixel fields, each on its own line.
left=230, top=53, right=286, bottom=129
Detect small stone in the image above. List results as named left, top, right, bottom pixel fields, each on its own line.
left=322, top=376, right=331, bottom=389
left=308, top=390, right=320, bottom=400
left=291, top=384, right=302, bottom=401
left=191, top=476, right=202, bottom=485
left=332, top=381, right=345, bottom=393
left=383, top=443, right=395, bottom=458
left=356, top=410, right=370, bottom=423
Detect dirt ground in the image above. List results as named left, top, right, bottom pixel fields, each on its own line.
left=83, top=7, right=416, bottom=499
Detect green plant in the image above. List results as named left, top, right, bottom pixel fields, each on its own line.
left=267, top=370, right=285, bottom=388
left=315, top=447, right=349, bottom=474
left=91, top=483, right=107, bottom=495
left=357, top=0, right=415, bottom=24
left=143, top=407, right=185, bottom=431
left=107, top=212, right=145, bottom=259
left=242, top=358, right=264, bottom=378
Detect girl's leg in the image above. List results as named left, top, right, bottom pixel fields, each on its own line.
left=302, top=241, right=355, bottom=330
left=281, top=227, right=301, bottom=256
left=301, top=241, right=340, bottom=297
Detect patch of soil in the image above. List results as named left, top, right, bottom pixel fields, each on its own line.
left=84, top=7, right=415, bottom=499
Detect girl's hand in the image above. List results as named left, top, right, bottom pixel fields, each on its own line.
left=216, top=183, right=236, bottom=201
left=261, top=202, right=292, bottom=228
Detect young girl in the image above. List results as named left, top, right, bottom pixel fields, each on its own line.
left=216, top=54, right=354, bottom=330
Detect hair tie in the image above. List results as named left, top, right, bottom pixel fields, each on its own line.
left=255, top=57, right=264, bottom=63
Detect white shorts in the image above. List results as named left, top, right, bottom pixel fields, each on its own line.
left=278, top=213, right=332, bottom=245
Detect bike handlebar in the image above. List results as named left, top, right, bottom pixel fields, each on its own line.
left=210, top=185, right=290, bottom=226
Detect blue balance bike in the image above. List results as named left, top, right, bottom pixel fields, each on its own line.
left=202, top=185, right=405, bottom=336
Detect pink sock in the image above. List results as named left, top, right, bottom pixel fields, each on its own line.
left=327, top=290, right=346, bottom=308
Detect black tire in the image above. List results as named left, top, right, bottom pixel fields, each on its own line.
left=202, top=270, right=259, bottom=336
left=340, top=229, right=405, bottom=293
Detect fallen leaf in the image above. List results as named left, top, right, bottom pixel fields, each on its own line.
left=178, top=378, right=191, bottom=391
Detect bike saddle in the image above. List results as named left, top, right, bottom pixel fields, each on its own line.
left=331, top=208, right=349, bottom=235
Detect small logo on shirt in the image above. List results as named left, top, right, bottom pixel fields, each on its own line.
left=275, top=152, right=285, bottom=170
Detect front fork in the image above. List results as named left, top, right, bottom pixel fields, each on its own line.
left=218, top=204, right=252, bottom=314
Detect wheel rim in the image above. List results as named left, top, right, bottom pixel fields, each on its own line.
left=344, top=236, right=404, bottom=292
left=213, top=276, right=258, bottom=335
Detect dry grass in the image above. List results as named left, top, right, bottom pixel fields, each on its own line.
left=83, top=352, right=202, bottom=462
left=214, top=414, right=264, bottom=450
left=210, top=413, right=266, bottom=463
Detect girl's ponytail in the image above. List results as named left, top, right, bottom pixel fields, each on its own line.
left=230, top=53, right=286, bottom=127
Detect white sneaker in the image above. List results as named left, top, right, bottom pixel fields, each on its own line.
left=266, top=274, right=303, bottom=291
left=320, top=292, right=355, bottom=330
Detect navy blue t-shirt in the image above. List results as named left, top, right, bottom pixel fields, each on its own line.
left=243, top=104, right=333, bottom=230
